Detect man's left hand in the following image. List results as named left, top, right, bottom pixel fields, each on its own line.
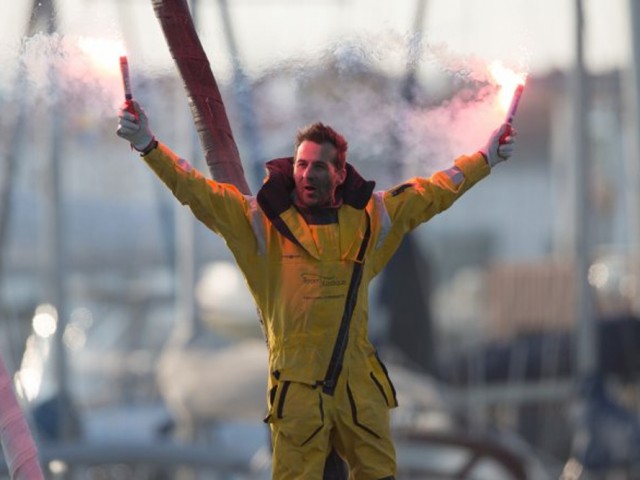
left=481, top=124, right=517, bottom=168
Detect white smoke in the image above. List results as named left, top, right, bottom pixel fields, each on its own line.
left=2, top=28, right=523, bottom=185
left=2, top=32, right=126, bottom=118
left=249, top=31, right=517, bottom=183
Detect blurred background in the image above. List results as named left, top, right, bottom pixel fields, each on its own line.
left=2, top=0, right=640, bottom=478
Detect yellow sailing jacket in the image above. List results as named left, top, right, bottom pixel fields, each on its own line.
left=143, top=143, right=490, bottom=405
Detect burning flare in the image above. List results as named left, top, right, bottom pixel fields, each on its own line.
left=489, top=61, right=527, bottom=112
left=77, top=36, right=126, bottom=77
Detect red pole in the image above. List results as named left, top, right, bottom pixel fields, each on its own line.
left=151, top=0, right=252, bottom=195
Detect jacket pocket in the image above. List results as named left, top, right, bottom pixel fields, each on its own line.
left=370, top=371, right=391, bottom=407
left=370, top=352, right=398, bottom=408
left=346, top=380, right=387, bottom=440
left=264, top=381, right=325, bottom=446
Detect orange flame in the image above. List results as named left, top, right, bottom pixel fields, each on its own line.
left=489, top=61, right=527, bottom=112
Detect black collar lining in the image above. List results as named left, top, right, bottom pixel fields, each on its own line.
left=256, top=157, right=375, bottom=221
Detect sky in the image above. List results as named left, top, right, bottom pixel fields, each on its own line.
left=1, top=0, right=632, bottom=83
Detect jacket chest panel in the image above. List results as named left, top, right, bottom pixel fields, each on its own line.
left=269, top=221, right=344, bottom=262
left=273, top=206, right=372, bottom=263
left=307, top=223, right=340, bottom=259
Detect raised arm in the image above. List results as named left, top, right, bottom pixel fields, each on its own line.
left=385, top=123, right=516, bottom=226
left=370, top=124, right=517, bottom=272
left=116, top=102, right=256, bottom=249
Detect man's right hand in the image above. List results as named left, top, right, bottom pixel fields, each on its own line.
left=116, top=100, right=155, bottom=152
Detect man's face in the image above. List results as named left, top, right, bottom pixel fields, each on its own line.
left=293, top=140, right=346, bottom=209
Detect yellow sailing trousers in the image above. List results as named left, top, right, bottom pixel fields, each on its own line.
left=267, top=369, right=396, bottom=480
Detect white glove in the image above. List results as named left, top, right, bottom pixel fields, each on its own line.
left=116, top=100, right=155, bottom=152
left=480, top=123, right=517, bottom=168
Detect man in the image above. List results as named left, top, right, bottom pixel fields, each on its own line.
left=117, top=101, right=515, bottom=480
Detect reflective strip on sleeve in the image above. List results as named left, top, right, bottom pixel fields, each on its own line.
left=246, top=196, right=266, bottom=256
left=443, top=165, right=465, bottom=186
left=177, top=157, right=194, bottom=173
left=373, top=191, right=391, bottom=250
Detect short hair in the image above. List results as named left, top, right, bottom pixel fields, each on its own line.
left=294, top=122, right=348, bottom=169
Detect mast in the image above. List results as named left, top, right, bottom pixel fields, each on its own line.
left=625, top=0, right=640, bottom=315
left=572, top=0, right=596, bottom=377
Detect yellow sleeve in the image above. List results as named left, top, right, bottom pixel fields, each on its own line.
left=368, top=151, right=490, bottom=274
left=142, top=142, right=257, bottom=250
left=382, top=151, right=490, bottom=232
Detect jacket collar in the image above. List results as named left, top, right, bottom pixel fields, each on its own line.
left=256, top=157, right=375, bottom=221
